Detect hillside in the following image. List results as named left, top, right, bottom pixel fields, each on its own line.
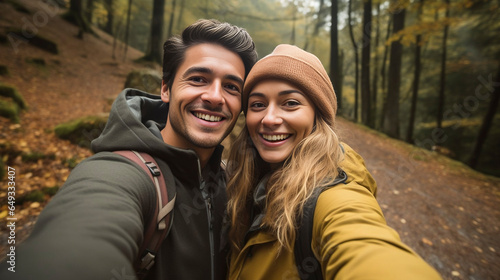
left=1, top=1, right=500, bottom=280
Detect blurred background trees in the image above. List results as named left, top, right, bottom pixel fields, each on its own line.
left=75, top=0, right=499, bottom=177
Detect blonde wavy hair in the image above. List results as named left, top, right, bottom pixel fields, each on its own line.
left=226, top=115, right=343, bottom=253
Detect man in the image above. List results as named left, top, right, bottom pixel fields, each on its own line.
left=0, top=19, right=257, bottom=280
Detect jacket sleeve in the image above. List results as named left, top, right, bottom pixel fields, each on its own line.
left=0, top=152, right=156, bottom=280
left=312, top=145, right=442, bottom=280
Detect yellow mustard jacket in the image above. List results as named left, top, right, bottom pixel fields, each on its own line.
left=228, top=143, right=442, bottom=280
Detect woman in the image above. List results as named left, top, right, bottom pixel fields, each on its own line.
left=226, top=44, right=442, bottom=279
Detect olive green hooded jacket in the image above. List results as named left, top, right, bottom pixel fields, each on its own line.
left=228, top=143, right=442, bottom=280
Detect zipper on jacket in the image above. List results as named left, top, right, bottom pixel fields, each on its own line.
left=199, top=161, right=216, bottom=280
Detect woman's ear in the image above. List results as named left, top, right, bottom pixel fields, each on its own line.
left=161, top=81, right=170, bottom=103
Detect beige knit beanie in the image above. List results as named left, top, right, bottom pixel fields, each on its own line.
left=243, top=44, right=337, bottom=126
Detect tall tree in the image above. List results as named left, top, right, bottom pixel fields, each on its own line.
left=330, top=0, right=342, bottom=111
left=304, top=0, right=325, bottom=52
left=348, top=0, right=360, bottom=122
left=436, top=0, right=450, bottom=129
left=145, top=0, right=166, bottom=63
left=123, top=0, right=132, bottom=61
left=167, top=0, right=177, bottom=39
left=382, top=0, right=406, bottom=138
left=361, top=0, right=372, bottom=126
left=84, top=0, right=94, bottom=24
left=406, top=0, right=425, bottom=143
left=379, top=14, right=392, bottom=129
left=68, top=0, right=90, bottom=38
left=371, top=2, right=380, bottom=128
left=175, top=0, right=186, bottom=31
left=469, top=62, right=500, bottom=168
left=103, top=0, right=114, bottom=35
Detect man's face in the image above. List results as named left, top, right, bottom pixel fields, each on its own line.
left=161, top=43, right=245, bottom=155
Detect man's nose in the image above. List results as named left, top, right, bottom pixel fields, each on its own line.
left=201, top=82, right=225, bottom=106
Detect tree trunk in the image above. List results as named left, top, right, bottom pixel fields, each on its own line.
left=176, top=0, right=186, bottom=31
left=104, top=0, right=114, bottom=35
left=379, top=15, right=392, bottom=130
left=406, top=0, right=424, bottom=143
left=69, top=0, right=89, bottom=37
left=468, top=62, right=500, bottom=168
left=361, top=0, right=372, bottom=126
left=348, top=0, right=359, bottom=122
left=371, top=2, right=380, bottom=128
left=382, top=1, right=405, bottom=138
left=167, top=0, right=177, bottom=39
left=437, top=0, right=450, bottom=129
left=123, top=0, right=132, bottom=61
left=145, top=0, right=165, bottom=63
left=330, top=0, right=342, bottom=111
left=84, top=0, right=94, bottom=24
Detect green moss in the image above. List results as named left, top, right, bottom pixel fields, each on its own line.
left=0, top=100, right=20, bottom=123
left=62, top=156, right=79, bottom=169
left=25, top=57, right=46, bottom=66
left=0, top=84, right=27, bottom=110
left=21, top=152, right=55, bottom=162
left=54, top=115, right=108, bottom=148
left=43, top=186, right=60, bottom=196
left=17, top=190, right=45, bottom=204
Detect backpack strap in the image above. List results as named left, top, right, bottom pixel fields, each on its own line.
left=113, top=150, right=176, bottom=279
left=294, top=168, right=347, bottom=280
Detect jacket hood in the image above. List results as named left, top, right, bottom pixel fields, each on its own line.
left=92, top=88, right=170, bottom=154
left=92, top=88, right=224, bottom=177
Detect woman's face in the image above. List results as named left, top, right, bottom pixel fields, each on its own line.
left=246, top=79, right=316, bottom=167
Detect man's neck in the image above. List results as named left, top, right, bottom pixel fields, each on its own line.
left=160, top=128, right=215, bottom=169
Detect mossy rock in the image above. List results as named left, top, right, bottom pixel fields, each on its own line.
left=54, top=114, right=108, bottom=149
left=25, top=57, right=46, bottom=66
left=0, top=99, right=20, bottom=123
left=6, top=0, right=31, bottom=14
left=0, top=84, right=27, bottom=109
left=124, top=69, right=162, bottom=95
left=7, top=29, right=58, bottom=54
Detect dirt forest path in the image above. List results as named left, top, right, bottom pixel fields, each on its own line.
left=336, top=118, right=500, bottom=280
left=0, top=1, right=499, bottom=279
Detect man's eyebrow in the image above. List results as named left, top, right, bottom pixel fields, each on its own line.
left=225, top=74, right=244, bottom=86
left=182, top=66, right=212, bottom=79
left=182, top=66, right=244, bottom=85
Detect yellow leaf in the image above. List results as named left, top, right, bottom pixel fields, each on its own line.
left=30, top=202, right=41, bottom=209
left=0, top=210, right=8, bottom=219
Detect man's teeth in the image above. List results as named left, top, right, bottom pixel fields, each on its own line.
left=262, top=134, right=290, bottom=141
left=195, top=112, right=222, bottom=122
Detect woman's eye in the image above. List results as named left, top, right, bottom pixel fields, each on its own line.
left=249, top=102, right=265, bottom=109
left=284, top=100, right=300, bottom=107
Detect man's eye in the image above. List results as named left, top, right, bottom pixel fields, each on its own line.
left=189, top=76, right=205, bottom=83
left=225, top=84, right=241, bottom=93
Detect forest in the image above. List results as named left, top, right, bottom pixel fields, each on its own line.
left=0, top=1, right=499, bottom=279
left=62, top=0, right=500, bottom=177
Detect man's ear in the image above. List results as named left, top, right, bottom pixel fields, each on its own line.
left=161, top=81, right=170, bottom=103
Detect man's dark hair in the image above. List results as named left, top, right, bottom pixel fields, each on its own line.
left=162, top=19, right=258, bottom=90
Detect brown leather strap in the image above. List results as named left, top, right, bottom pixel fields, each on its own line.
left=114, top=150, right=174, bottom=279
